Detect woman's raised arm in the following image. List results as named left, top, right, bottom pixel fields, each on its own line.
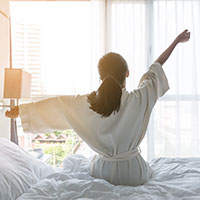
left=155, top=29, right=190, bottom=65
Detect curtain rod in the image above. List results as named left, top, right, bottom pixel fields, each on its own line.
left=0, top=10, right=8, bottom=20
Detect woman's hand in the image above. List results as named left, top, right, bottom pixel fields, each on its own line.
left=5, top=106, right=19, bottom=119
left=176, top=29, right=190, bottom=43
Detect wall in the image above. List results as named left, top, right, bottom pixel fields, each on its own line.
left=0, top=1, right=10, bottom=139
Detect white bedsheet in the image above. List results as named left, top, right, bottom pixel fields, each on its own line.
left=17, top=155, right=200, bottom=200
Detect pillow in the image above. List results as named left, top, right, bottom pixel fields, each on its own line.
left=0, top=138, right=54, bottom=200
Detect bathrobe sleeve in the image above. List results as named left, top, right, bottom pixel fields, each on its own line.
left=19, top=96, right=72, bottom=133
left=133, top=62, right=169, bottom=144
left=136, top=61, right=169, bottom=109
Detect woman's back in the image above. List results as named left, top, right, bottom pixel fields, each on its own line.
left=55, top=62, right=169, bottom=186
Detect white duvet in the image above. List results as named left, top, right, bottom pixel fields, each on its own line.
left=0, top=138, right=54, bottom=200
left=0, top=138, right=200, bottom=200
left=16, top=155, right=200, bottom=200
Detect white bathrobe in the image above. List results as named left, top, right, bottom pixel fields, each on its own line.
left=19, top=62, right=169, bottom=186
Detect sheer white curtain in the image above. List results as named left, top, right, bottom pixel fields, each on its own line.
left=152, top=0, right=200, bottom=159
left=92, top=0, right=200, bottom=160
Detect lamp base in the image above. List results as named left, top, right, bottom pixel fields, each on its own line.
left=10, top=99, right=18, bottom=145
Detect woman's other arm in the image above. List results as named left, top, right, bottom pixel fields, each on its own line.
left=155, top=29, right=190, bottom=65
left=5, top=97, right=72, bottom=133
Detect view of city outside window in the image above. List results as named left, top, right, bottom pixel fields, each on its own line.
left=10, top=1, right=96, bottom=167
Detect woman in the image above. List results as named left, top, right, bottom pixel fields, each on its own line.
left=6, top=30, right=190, bottom=186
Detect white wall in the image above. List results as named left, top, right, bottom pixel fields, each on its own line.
left=0, top=0, right=10, bottom=139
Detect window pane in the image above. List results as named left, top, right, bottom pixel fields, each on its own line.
left=10, top=1, right=95, bottom=96
left=153, top=101, right=200, bottom=157
left=110, top=1, right=147, bottom=91
left=10, top=1, right=95, bottom=167
left=153, top=0, right=200, bottom=95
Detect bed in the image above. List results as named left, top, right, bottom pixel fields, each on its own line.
left=1, top=138, right=200, bottom=200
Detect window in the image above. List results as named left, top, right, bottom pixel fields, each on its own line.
left=152, top=0, right=200, bottom=159
left=10, top=0, right=200, bottom=163
left=10, top=1, right=96, bottom=167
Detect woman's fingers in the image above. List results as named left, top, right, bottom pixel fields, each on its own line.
left=185, top=30, right=190, bottom=36
left=5, top=110, right=13, bottom=118
left=5, top=110, right=9, bottom=117
left=5, top=107, right=19, bottom=118
left=177, top=29, right=190, bottom=43
left=186, top=31, right=190, bottom=41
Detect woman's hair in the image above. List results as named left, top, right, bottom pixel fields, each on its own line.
left=87, top=52, right=128, bottom=117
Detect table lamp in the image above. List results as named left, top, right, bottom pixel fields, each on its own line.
left=3, top=68, right=32, bottom=145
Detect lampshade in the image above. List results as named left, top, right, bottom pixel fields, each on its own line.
left=3, top=68, right=32, bottom=99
